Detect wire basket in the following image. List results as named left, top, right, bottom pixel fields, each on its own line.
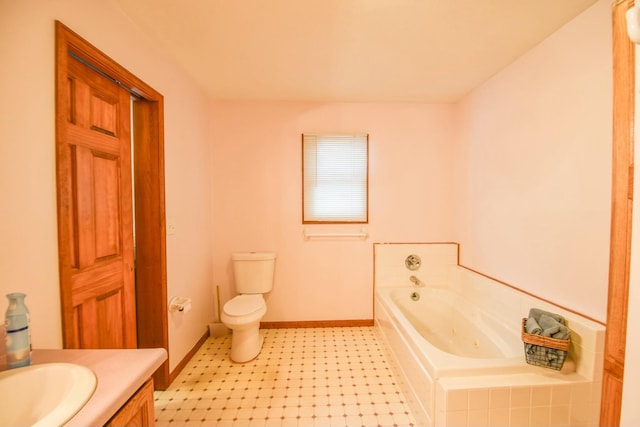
left=521, top=318, right=570, bottom=370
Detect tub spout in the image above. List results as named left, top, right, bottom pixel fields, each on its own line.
left=410, top=275, right=424, bottom=286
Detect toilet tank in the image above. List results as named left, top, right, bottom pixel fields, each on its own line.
left=232, top=252, right=276, bottom=294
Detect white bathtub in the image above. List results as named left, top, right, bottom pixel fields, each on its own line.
left=377, top=286, right=526, bottom=379
left=374, top=243, right=605, bottom=427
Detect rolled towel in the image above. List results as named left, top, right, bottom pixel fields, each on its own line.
left=539, top=314, right=561, bottom=337
left=525, top=316, right=542, bottom=335
left=552, top=324, right=571, bottom=340
left=528, top=308, right=565, bottom=324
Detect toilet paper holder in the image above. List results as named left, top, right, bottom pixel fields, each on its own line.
left=169, top=296, right=192, bottom=313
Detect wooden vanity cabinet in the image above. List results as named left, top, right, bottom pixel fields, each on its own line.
left=105, top=378, right=155, bottom=427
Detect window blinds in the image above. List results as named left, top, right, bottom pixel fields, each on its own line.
left=303, top=133, right=368, bottom=223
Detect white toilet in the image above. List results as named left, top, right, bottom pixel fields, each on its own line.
left=221, top=251, right=276, bottom=363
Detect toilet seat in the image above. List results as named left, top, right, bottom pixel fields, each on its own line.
left=223, top=294, right=265, bottom=317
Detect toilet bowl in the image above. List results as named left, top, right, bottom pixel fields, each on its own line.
left=220, top=251, right=276, bottom=363
left=221, top=294, right=267, bottom=362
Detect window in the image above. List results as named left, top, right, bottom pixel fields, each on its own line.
left=302, top=133, right=368, bottom=223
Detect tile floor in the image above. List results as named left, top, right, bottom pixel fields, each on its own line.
left=154, top=326, right=416, bottom=427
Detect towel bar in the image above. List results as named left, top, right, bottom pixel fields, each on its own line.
left=303, top=228, right=368, bottom=240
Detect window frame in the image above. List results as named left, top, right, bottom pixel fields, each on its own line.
left=301, top=133, right=369, bottom=224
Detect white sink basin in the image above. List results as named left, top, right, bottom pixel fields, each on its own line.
left=0, top=362, right=96, bottom=427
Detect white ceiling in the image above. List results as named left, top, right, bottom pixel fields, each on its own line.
left=116, top=0, right=599, bottom=103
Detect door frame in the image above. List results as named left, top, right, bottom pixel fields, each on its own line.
left=55, top=21, right=170, bottom=389
left=601, top=0, right=634, bottom=425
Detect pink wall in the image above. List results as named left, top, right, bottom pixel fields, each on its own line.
left=0, top=0, right=214, bottom=371
left=0, top=0, right=612, bottom=377
left=452, top=0, right=612, bottom=322
left=210, top=102, right=455, bottom=321
left=210, top=0, right=613, bottom=325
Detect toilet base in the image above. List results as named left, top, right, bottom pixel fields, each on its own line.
left=230, top=327, right=264, bottom=363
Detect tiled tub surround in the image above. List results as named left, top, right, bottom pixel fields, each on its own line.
left=374, top=243, right=605, bottom=427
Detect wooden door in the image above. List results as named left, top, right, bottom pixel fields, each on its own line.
left=56, top=21, right=170, bottom=388
left=56, top=51, right=137, bottom=349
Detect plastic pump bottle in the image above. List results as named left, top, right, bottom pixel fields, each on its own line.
left=4, top=293, right=31, bottom=369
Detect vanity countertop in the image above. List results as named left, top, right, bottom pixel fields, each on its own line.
left=32, top=347, right=167, bottom=427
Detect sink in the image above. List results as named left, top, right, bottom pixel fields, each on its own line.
left=0, top=362, right=97, bottom=427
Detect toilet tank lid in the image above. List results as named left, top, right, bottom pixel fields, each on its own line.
left=232, top=252, right=276, bottom=261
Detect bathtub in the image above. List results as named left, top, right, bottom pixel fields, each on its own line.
left=373, top=243, right=605, bottom=427
left=377, top=286, right=526, bottom=379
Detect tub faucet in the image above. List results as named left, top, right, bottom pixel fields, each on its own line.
left=410, top=275, right=424, bottom=286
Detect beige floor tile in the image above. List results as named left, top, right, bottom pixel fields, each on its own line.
left=154, top=327, right=416, bottom=427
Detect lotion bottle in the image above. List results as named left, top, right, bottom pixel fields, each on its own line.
left=5, top=293, right=31, bottom=369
